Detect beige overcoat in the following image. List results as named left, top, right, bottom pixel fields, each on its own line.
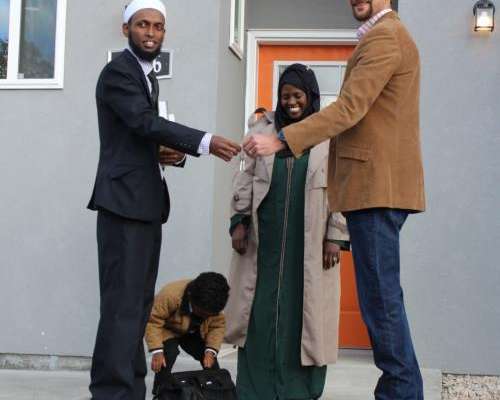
left=284, top=12, right=426, bottom=213
left=224, top=112, right=350, bottom=367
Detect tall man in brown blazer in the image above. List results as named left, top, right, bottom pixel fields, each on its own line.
left=243, top=1, right=425, bottom=399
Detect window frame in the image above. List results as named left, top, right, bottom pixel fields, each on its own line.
left=0, top=0, right=67, bottom=89
left=229, top=0, right=245, bottom=59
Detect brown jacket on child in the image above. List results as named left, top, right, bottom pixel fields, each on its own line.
left=145, top=280, right=226, bottom=352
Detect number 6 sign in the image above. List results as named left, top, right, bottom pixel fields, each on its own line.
left=108, top=50, right=173, bottom=79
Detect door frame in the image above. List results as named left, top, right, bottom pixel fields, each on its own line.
left=244, top=29, right=359, bottom=130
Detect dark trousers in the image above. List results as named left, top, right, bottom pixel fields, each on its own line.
left=346, top=208, right=423, bottom=400
left=153, top=332, right=220, bottom=395
left=90, top=210, right=162, bottom=400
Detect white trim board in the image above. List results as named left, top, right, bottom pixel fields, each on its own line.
left=244, top=29, right=358, bottom=133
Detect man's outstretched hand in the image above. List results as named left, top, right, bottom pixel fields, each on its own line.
left=210, top=136, right=242, bottom=162
left=243, top=134, right=285, bottom=158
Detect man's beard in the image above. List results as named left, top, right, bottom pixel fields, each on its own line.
left=128, top=35, right=162, bottom=62
left=352, top=0, right=373, bottom=21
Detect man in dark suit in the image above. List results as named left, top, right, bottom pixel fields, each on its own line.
left=87, top=1, right=241, bottom=399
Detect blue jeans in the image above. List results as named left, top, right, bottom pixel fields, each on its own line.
left=346, top=208, right=423, bottom=400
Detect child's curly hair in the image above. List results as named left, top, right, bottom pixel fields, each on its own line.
left=188, top=272, right=230, bottom=314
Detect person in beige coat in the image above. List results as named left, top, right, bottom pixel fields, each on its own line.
left=225, top=64, right=349, bottom=400
left=242, top=1, right=426, bottom=399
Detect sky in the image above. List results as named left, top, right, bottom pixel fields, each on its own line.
left=0, top=0, right=9, bottom=42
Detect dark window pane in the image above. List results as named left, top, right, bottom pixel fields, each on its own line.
left=18, top=0, right=57, bottom=79
left=0, top=0, right=9, bottom=79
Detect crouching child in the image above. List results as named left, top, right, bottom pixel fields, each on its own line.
left=145, top=272, right=230, bottom=395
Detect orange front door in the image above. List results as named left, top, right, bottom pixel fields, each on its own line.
left=256, top=44, right=371, bottom=349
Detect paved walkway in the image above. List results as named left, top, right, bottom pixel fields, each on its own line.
left=0, top=350, right=441, bottom=400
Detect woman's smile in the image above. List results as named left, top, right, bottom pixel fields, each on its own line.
left=287, top=105, right=302, bottom=117
left=280, top=84, right=308, bottom=120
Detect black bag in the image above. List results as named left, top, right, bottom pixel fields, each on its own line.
left=156, top=369, right=237, bottom=400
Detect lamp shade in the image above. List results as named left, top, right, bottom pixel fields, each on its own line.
left=474, top=0, right=495, bottom=31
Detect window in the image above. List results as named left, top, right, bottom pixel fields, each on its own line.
left=229, top=0, right=245, bottom=59
left=0, top=1, right=9, bottom=79
left=0, top=0, right=66, bottom=89
left=273, top=61, right=348, bottom=109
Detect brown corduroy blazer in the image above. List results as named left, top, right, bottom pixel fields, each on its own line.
left=284, top=12, right=426, bottom=213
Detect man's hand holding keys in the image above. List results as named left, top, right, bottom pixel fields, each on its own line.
left=210, top=136, right=242, bottom=162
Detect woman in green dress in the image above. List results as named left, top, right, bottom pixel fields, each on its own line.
left=225, top=64, right=350, bottom=400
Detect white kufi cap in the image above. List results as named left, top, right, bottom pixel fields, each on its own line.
left=123, top=0, right=166, bottom=23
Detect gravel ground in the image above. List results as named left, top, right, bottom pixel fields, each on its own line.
left=443, top=374, right=500, bottom=400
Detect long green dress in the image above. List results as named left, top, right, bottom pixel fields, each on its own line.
left=235, top=152, right=326, bottom=400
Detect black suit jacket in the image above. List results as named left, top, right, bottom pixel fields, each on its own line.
left=88, top=50, right=205, bottom=223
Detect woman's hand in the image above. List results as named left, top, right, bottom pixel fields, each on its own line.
left=151, top=352, right=167, bottom=373
left=323, top=241, right=341, bottom=270
left=232, top=224, right=248, bottom=255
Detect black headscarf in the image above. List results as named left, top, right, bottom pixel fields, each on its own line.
left=274, top=63, right=321, bottom=132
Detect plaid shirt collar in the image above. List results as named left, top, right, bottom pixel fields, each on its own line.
left=356, top=8, right=393, bottom=39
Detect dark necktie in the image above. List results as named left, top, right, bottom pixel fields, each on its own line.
left=147, top=71, right=159, bottom=112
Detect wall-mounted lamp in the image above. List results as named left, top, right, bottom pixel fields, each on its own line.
left=474, top=0, right=495, bottom=32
